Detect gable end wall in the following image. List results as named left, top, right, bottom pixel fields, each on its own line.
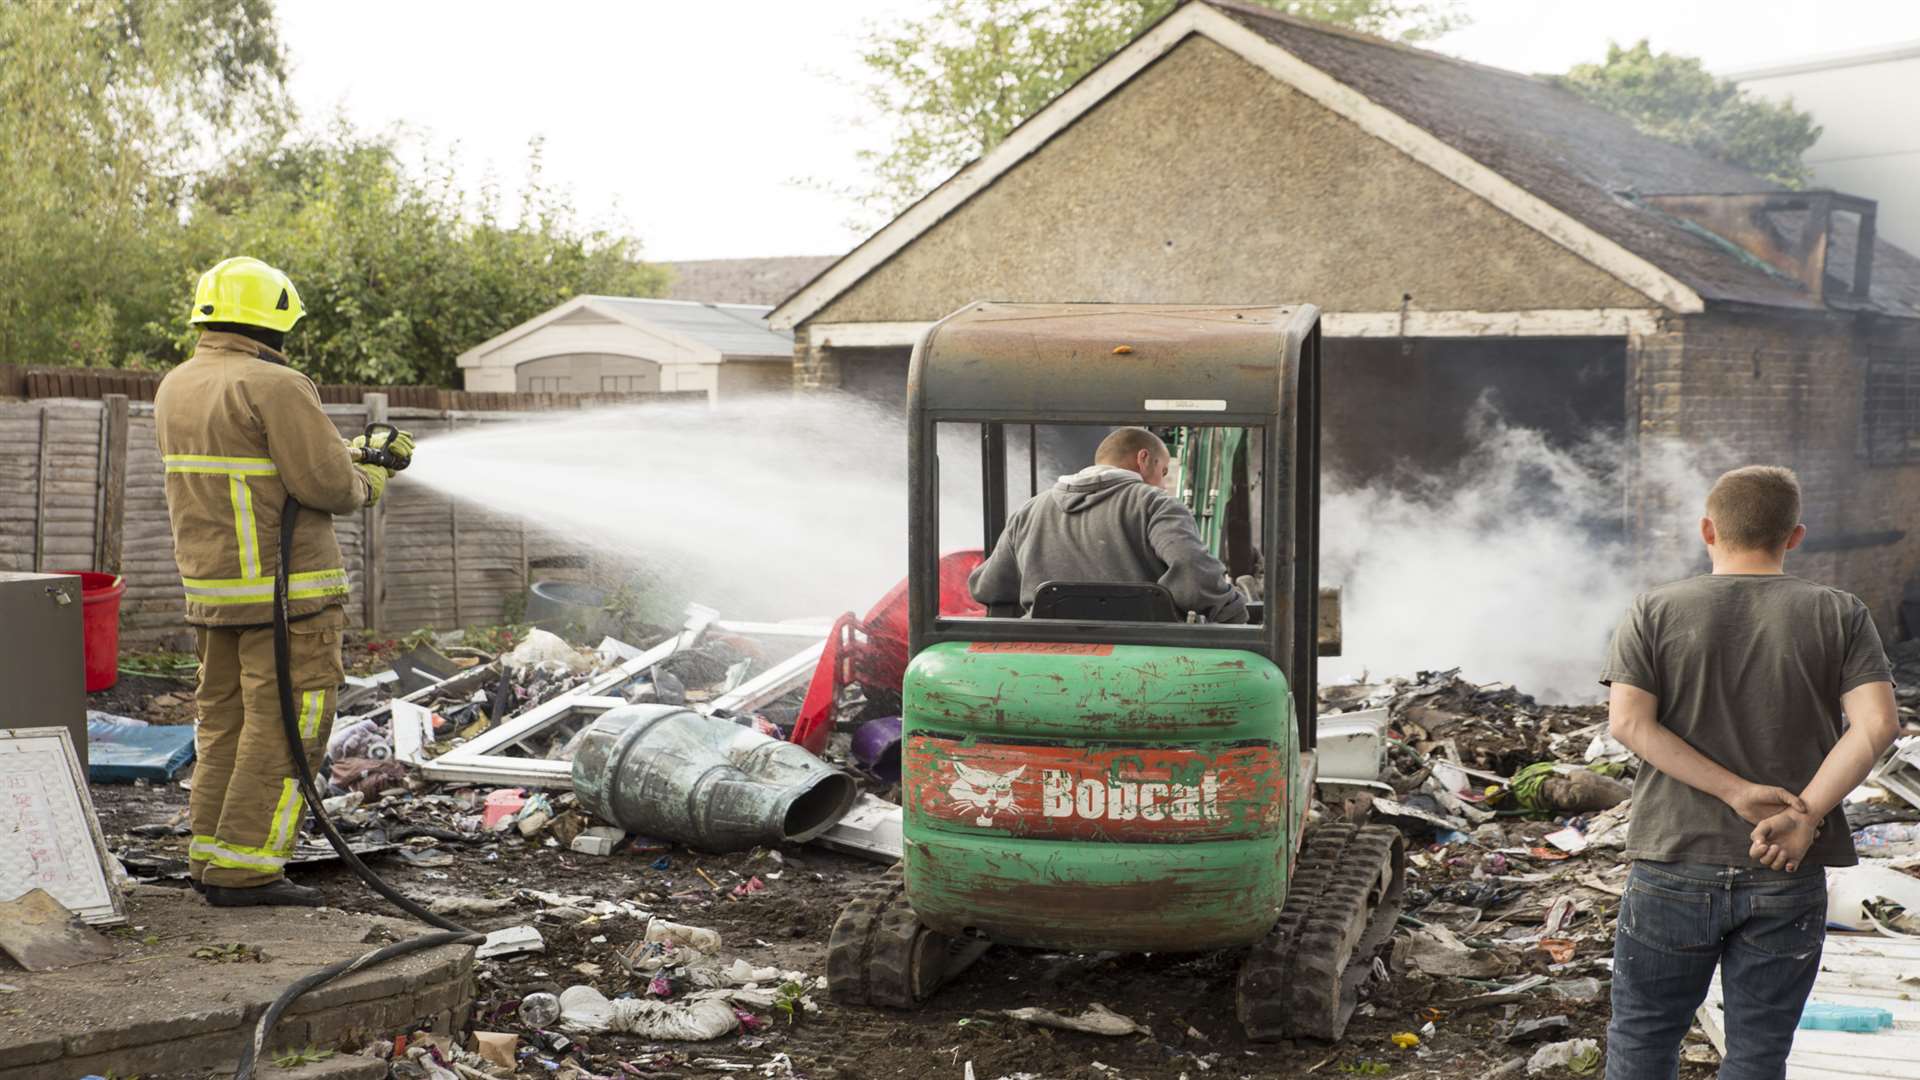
left=809, top=35, right=1649, bottom=328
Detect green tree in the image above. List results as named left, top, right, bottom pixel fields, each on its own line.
left=180, top=126, right=668, bottom=386
left=2, top=1, right=666, bottom=385
left=1560, top=41, right=1821, bottom=188
left=0, top=0, right=288, bottom=365
left=849, top=0, right=1466, bottom=215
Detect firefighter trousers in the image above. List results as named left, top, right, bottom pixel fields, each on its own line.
left=189, top=605, right=345, bottom=887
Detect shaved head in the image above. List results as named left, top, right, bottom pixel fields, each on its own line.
left=1095, top=427, right=1167, bottom=468
left=1706, top=466, right=1801, bottom=553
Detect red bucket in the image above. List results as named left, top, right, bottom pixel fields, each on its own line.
left=59, top=571, right=125, bottom=692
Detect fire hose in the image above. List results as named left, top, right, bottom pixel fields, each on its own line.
left=233, top=433, right=485, bottom=1080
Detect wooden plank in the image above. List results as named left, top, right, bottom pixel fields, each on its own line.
left=32, top=404, right=48, bottom=571
left=362, top=392, right=387, bottom=632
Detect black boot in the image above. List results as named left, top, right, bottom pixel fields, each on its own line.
left=204, top=879, right=324, bottom=908
left=188, top=878, right=205, bottom=895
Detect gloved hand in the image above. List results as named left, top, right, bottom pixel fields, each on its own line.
left=349, top=428, right=415, bottom=471
left=356, top=462, right=390, bottom=507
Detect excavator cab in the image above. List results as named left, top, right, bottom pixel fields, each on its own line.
left=826, top=303, right=1405, bottom=1041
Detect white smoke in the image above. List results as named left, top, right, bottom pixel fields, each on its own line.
left=1318, top=405, right=1717, bottom=703
left=400, top=396, right=981, bottom=622
left=406, top=395, right=1717, bottom=703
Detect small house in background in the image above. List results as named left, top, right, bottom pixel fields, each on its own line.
left=456, top=295, right=795, bottom=401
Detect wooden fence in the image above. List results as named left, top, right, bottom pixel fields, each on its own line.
left=1, top=390, right=667, bottom=652
left=0, top=363, right=701, bottom=412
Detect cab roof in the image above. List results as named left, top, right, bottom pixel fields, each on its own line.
left=911, top=302, right=1319, bottom=422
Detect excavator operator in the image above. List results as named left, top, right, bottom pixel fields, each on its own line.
left=967, top=426, right=1248, bottom=624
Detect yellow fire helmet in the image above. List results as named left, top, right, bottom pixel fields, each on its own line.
left=189, top=256, right=305, bottom=333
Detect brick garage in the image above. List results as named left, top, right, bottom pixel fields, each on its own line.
left=770, top=0, right=1920, bottom=634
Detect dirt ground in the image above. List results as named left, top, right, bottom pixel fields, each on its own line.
left=90, top=783, right=1664, bottom=1080
left=83, top=669, right=1721, bottom=1080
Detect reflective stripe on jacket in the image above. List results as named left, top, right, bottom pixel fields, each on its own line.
left=155, top=331, right=370, bottom=626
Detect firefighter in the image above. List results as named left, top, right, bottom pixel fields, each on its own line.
left=156, top=256, right=413, bottom=906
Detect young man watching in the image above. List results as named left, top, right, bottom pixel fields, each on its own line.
left=1600, top=466, right=1898, bottom=1079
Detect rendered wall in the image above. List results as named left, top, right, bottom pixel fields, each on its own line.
left=807, top=35, right=1648, bottom=329
left=717, top=360, right=794, bottom=398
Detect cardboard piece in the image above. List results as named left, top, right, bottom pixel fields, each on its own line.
left=471, top=1031, right=519, bottom=1068
left=0, top=888, right=116, bottom=970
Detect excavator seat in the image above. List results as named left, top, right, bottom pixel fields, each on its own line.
left=1031, top=581, right=1181, bottom=623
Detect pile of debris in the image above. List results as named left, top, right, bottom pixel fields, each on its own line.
left=92, top=600, right=916, bottom=1077
left=1329, top=667, right=1920, bottom=1076
left=320, top=604, right=903, bottom=860
left=80, top=638, right=1920, bottom=1079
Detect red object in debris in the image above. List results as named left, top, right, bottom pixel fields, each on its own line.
left=1538, top=937, right=1576, bottom=964
left=790, top=550, right=985, bottom=755
left=59, top=571, right=125, bottom=692
left=482, top=788, right=528, bottom=830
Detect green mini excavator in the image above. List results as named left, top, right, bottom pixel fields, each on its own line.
left=826, top=301, right=1407, bottom=1040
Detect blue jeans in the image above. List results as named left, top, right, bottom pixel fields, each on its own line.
left=1606, top=860, right=1827, bottom=1080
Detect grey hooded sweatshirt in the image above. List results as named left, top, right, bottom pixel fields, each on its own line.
left=967, top=465, right=1249, bottom=623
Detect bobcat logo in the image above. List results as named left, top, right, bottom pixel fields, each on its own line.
left=948, top=763, right=1026, bottom=826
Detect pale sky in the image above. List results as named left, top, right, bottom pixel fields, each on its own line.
left=277, top=0, right=1920, bottom=262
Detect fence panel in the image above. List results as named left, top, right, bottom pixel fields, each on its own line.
left=121, top=408, right=188, bottom=650
left=0, top=387, right=689, bottom=652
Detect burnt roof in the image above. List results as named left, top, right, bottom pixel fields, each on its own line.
left=1207, top=0, right=1920, bottom=318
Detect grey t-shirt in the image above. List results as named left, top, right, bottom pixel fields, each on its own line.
left=1601, top=573, right=1892, bottom=868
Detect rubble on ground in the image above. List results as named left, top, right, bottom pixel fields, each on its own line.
left=75, top=647, right=1920, bottom=1080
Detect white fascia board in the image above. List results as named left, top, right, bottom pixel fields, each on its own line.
left=808, top=311, right=1658, bottom=349
left=769, top=7, right=1208, bottom=332
left=773, top=4, right=1703, bottom=332
left=808, top=322, right=938, bottom=349
left=457, top=295, right=595, bottom=368
left=1322, top=308, right=1662, bottom=337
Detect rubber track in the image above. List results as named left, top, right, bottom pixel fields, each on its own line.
left=1237, top=823, right=1407, bottom=1042
left=826, top=863, right=907, bottom=1006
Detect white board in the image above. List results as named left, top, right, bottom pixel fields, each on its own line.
left=1698, top=932, right=1920, bottom=1078
left=0, top=727, right=125, bottom=925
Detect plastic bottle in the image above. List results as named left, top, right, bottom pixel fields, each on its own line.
left=518, top=991, right=561, bottom=1029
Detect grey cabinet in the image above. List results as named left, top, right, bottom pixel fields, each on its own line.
left=0, top=573, right=87, bottom=769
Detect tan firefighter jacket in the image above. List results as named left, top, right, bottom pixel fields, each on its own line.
left=155, top=331, right=372, bottom=627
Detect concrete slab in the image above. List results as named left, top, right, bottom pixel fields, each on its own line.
left=257, top=1052, right=391, bottom=1080
left=0, top=885, right=473, bottom=1080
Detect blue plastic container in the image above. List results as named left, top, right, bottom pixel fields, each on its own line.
left=1798, top=1002, right=1893, bottom=1032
